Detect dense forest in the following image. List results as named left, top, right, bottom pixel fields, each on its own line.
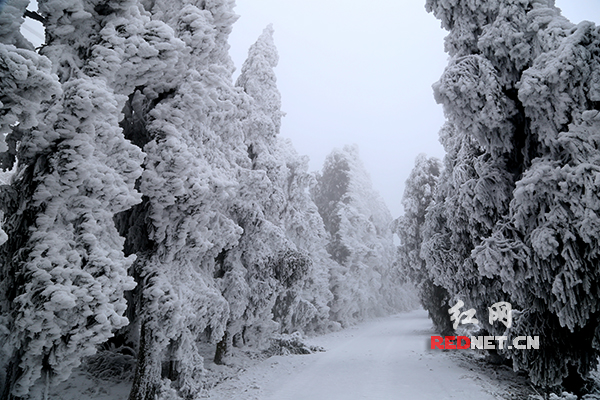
left=0, top=1, right=415, bottom=398
left=3, top=0, right=600, bottom=398
left=397, top=0, right=600, bottom=397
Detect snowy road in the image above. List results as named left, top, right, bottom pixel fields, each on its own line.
left=206, top=310, right=506, bottom=400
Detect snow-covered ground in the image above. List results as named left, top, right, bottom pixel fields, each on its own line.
left=205, top=309, right=533, bottom=400
left=50, top=309, right=534, bottom=399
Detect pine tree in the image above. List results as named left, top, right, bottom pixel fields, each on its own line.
left=313, top=145, right=412, bottom=326
left=394, top=154, right=453, bottom=335
left=112, top=1, right=247, bottom=398
left=424, top=0, right=600, bottom=390
left=0, top=0, right=163, bottom=395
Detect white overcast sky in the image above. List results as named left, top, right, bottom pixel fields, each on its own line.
left=20, top=1, right=600, bottom=218
left=228, top=0, right=600, bottom=218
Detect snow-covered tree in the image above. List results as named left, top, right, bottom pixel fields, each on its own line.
left=275, top=140, right=334, bottom=334
left=112, top=1, right=248, bottom=398
left=212, top=26, right=328, bottom=365
left=394, top=154, right=452, bottom=334
left=235, top=26, right=333, bottom=336
left=420, top=119, right=511, bottom=339
left=0, top=0, right=168, bottom=395
left=313, top=145, right=413, bottom=326
left=235, top=24, right=283, bottom=140
left=474, top=21, right=600, bottom=389
left=424, top=0, right=600, bottom=390
left=395, top=154, right=440, bottom=283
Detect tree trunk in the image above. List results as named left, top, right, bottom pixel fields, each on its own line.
left=213, top=331, right=230, bottom=365
left=128, top=320, right=161, bottom=400
left=0, top=351, right=27, bottom=400
left=1, top=360, right=17, bottom=400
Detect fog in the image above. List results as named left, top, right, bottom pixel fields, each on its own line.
left=228, top=0, right=600, bottom=218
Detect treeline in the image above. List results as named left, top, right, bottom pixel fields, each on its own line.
left=396, top=0, right=600, bottom=395
left=0, top=2, right=415, bottom=399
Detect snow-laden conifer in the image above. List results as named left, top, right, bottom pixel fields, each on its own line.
left=112, top=1, right=248, bottom=397
left=394, top=154, right=453, bottom=335
left=313, top=145, right=413, bottom=326
left=424, top=0, right=600, bottom=389
left=275, top=140, right=334, bottom=334
left=211, top=26, right=323, bottom=363
left=0, top=0, right=165, bottom=395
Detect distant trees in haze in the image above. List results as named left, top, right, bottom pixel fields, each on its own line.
left=313, top=144, right=413, bottom=326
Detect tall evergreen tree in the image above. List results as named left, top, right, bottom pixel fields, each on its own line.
left=0, top=0, right=172, bottom=395
left=235, top=26, right=333, bottom=336
left=313, top=145, right=414, bottom=326
left=424, top=0, right=600, bottom=390
left=212, top=26, right=316, bottom=364
left=112, top=1, right=248, bottom=398
left=394, top=154, right=453, bottom=335
left=275, top=140, right=334, bottom=334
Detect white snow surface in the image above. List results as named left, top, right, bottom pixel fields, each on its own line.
left=205, top=310, right=523, bottom=400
